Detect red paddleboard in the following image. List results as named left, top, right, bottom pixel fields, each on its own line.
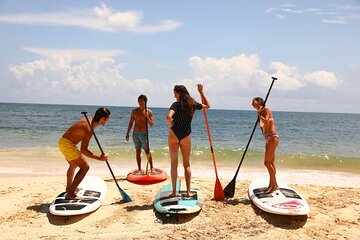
left=127, top=168, right=167, bottom=185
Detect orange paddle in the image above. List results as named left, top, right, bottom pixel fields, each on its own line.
left=199, top=89, right=225, bottom=201
left=203, top=109, right=225, bottom=201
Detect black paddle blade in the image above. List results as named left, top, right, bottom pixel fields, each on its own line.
left=223, top=178, right=236, bottom=198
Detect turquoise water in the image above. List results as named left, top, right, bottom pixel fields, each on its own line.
left=0, top=102, right=359, bottom=173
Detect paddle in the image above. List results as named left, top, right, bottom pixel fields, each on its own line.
left=144, top=99, right=152, bottom=175
left=202, top=108, right=225, bottom=201
left=223, top=77, right=277, bottom=198
left=81, top=112, right=132, bottom=202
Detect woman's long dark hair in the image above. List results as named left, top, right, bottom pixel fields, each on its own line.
left=174, top=85, right=197, bottom=116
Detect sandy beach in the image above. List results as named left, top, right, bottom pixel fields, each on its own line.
left=1, top=172, right=359, bottom=240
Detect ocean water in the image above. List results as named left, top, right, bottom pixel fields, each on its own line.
left=0, top=102, right=359, bottom=176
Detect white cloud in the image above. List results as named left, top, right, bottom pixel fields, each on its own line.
left=185, top=54, right=341, bottom=95
left=8, top=54, right=154, bottom=101
left=322, top=19, right=348, bottom=24
left=304, top=71, right=341, bottom=89
left=265, top=3, right=360, bottom=24
left=268, top=62, right=304, bottom=90
left=94, top=2, right=112, bottom=18
left=23, top=48, right=126, bottom=61
left=188, top=54, right=260, bottom=94
left=0, top=3, right=182, bottom=33
left=264, top=8, right=276, bottom=14
left=6, top=52, right=343, bottom=109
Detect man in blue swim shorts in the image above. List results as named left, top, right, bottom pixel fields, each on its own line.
left=125, top=95, right=154, bottom=172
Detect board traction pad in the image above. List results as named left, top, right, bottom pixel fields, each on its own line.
left=253, top=187, right=302, bottom=199
left=53, top=190, right=102, bottom=211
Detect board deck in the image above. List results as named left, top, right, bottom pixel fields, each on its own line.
left=127, top=168, right=167, bottom=185
left=49, top=175, right=107, bottom=216
left=248, top=177, right=310, bottom=215
left=153, top=179, right=203, bottom=215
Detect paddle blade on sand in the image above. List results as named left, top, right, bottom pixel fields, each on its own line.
left=224, top=178, right=236, bottom=198
left=119, top=188, right=132, bottom=202
left=214, top=178, right=225, bottom=201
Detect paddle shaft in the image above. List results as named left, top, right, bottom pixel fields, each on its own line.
left=199, top=91, right=219, bottom=176
left=199, top=89, right=225, bottom=200
left=224, top=77, right=277, bottom=197
left=145, top=101, right=151, bottom=174
left=81, top=112, right=132, bottom=202
left=203, top=109, right=220, bottom=178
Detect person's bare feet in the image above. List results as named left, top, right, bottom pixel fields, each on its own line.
left=265, top=186, right=279, bottom=194
left=182, top=192, right=195, bottom=199
left=169, top=192, right=178, bottom=198
left=65, top=192, right=83, bottom=200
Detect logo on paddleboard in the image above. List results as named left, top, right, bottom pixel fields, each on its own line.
left=272, top=200, right=303, bottom=209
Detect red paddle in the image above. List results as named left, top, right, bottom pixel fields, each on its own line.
left=199, top=90, right=225, bottom=201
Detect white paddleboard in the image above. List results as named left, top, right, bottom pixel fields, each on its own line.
left=248, top=177, right=310, bottom=216
left=49, top=175, right=107, bottom=216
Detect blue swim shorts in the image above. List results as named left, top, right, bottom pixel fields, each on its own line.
left=132, top=131, right=148, bottom=150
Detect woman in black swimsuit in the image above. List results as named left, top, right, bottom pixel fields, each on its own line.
left=166, top=84, right=210, bottom=197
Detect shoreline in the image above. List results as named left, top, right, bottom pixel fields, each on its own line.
left=1, top=162, right=359, bottom=188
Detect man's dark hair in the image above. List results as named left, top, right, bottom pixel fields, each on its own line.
left=138, top=95, right=148, bottom=104
left=92, top=107, right=111, bottom=122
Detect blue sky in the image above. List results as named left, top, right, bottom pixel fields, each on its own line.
left=0, top=0, right=359, bottom=113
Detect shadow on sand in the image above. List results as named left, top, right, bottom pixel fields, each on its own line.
left=27, top=199, right=127, bottom=226
left=250, top=203, right=308, bottom=229
left=124, top=204, right=153, bottom=211
left=154, top=210, right=200, bottom=224
left=27, top=203, right=91, bottom=225
left=224, top=197, right=252, bottom=206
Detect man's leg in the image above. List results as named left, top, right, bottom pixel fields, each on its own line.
left=66, top=156, right=90, bottom=200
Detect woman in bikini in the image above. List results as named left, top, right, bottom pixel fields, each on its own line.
left=252, top=97, right=279, bottom=193
left=166, top=84, right=210, bottom=197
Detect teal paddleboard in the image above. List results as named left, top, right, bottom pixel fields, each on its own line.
left=153, top=179, right=204, bottom=215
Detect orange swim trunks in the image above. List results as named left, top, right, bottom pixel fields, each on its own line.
left=58, top=137, right=82, bottom=161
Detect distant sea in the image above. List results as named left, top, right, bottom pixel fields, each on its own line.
left=0, top=102, right=359, bottom=178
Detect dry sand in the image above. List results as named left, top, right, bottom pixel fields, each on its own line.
left=0, top=174, right=359, bottom=240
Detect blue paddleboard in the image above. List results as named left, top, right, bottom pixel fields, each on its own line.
left=153, top=179, right=203, bottom=215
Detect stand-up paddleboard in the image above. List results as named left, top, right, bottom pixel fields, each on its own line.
left=127, top=168, right=167, bottom=185
left=49, top=175, right=107, bottom=216
left=153, top=179, right=203, bottom=215
left=248, top=177, right=310, bottom=215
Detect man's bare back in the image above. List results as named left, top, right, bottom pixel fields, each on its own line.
left=62, top=117, right=93, bottom=144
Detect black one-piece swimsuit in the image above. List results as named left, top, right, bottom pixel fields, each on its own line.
left=170, top=102, right=202, bottom=141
